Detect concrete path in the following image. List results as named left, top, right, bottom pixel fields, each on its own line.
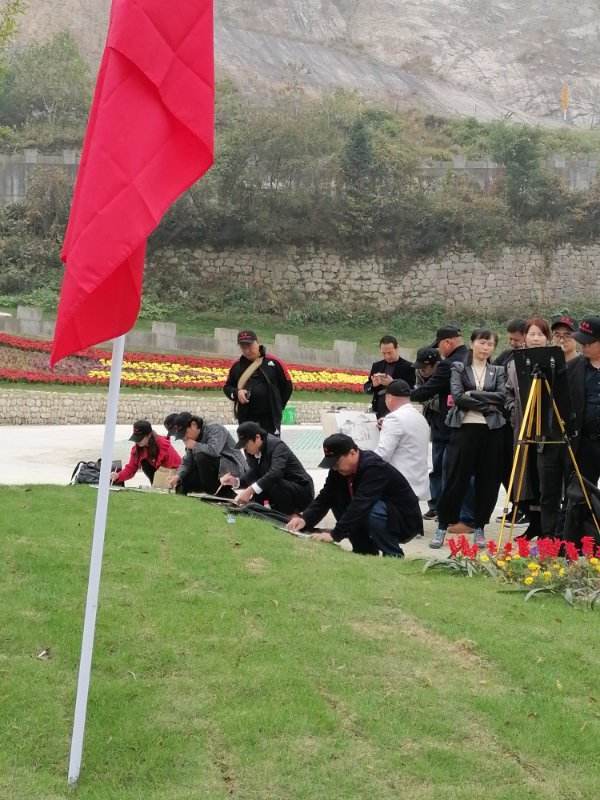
left=0, top=424, right=513, bottom=559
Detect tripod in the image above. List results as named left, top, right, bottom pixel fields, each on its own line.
left=498, top=372, right=600, bottom=547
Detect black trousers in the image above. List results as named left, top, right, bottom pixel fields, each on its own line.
left=178, top=453, right=234, bottom=496
left=239, top=410, right=280, bottom=436
left=437, top=425, right=504, bottom=529
left=261, top=480, right=314, bottom=515
left=537, top=445, right=570, bottom=536
left=575, top=438, right=600, bottom=486
left=141, top=460, right=156, bottom=485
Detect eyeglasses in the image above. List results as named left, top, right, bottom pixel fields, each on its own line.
left=552, top=332, right=573, bottom=341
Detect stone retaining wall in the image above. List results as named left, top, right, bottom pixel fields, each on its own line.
left=0, top=390, right=366, bottom=426
left=146, top=242, right=600, bottom=314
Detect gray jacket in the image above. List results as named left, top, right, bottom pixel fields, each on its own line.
left=178, top=422, right=246, bottom=480
left=445, top=361, right=506, bottom=430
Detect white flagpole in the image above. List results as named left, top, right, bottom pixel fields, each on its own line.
left=68, top=333, right=126, bottom=785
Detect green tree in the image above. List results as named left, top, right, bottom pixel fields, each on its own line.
left=0, top=30, right=90, bottom=126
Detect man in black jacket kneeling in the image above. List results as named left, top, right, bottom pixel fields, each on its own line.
left=220, top=422, right=314, bottom=514
left=287, top=434, right=423, bottom=557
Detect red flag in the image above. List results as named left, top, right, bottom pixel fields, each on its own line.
left=51, top=0, right=214, bottom=365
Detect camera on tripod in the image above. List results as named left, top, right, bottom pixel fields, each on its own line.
left=513, top=346, right=571, bottom=440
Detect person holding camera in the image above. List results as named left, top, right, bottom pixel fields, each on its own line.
left=430, top=329, right=506, bottom=550
left=364, top=335, right=415, bottom=419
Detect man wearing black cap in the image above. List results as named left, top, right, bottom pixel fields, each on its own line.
left=551, top=314, right=579, bottom=363
left=364, top=336, right=416, bottom=419
left=287, top=433, right=423, bottom=556
left=410, top=325, right=475, bottom=528
left=413, top=347, right=442, bottom=518
left=223, top=330, right=293, bottom=435
left=374, top=380, right=430, bottom=501
left=168, top=412, right=246, bottom=495
left=220, top=421, right=314, bottom=513
left=568, top=317, right=600, bottom=486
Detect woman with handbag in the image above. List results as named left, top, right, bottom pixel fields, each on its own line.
left=430, top=329, right=506, bottom=550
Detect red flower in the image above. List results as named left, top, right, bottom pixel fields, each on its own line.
left=581, top=536, right=596, bottom=557
left=448, top=537, right=462, bottom=557
left=502, top=541, right=513, bottom=557
left=537, top=538, right=564, bottom=560
left=564, top=542, right=580, bottom=562
left=486, top=540, right=498, bottom=556
left=516, top=537, right=531, bottom=557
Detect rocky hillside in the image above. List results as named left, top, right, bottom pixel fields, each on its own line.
left=14, top=0, right=600, bottom=126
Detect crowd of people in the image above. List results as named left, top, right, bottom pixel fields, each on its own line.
left=112, top=315, right=600, bottom=558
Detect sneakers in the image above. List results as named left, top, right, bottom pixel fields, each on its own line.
left=429, top=528, right=447, bottom=549
left=473, top=528, right=486, bottom=549
left=423, top=509, right=438, bottom=521
left=495, top=509, right=527, bottom=525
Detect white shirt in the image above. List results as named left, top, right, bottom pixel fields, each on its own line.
left=375, top=403, right=431, bottom=500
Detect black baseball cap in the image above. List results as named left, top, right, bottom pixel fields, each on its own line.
left=431, top=325, right=462, bottom=348
left=413, top=346, right=440, bottom=368
left=172, top=412, right=203, bottom=440
left=237, top=330, right=258, bottom=344
left=574, top=316, right=600, bottom=345
left=318, top=433, right=357, bottom=469
left=386, top=379, right=412, bottom=397
left=235, top=421, right=264, bottom=448
left=129, top=420, right=152, bottom=443
left=163, top=413, right=179, bottom=437
left=551, top=314, right=577, bottom=332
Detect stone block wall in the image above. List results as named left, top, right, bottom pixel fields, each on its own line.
left=0, top=390, right=366, bottom=426
left=147, top=242, right=600, bottom=314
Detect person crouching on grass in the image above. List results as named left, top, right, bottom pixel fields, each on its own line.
left=111, top=420, right=181, bottom=486
left=220, top=421, right=314, bottom=514
left=287, top=434, right=423, bottom=557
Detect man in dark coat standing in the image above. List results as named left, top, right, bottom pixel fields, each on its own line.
left=364, top=335, right=416, bottom=419
left=220, top=421, right=314, bottom=514
left=224, top=330, right=293, bottom=435
left=568, top=317, right=600, bottom=485
left=287, top=434, right=423, bottom=557
left=410, top=325, right=474, bottom=528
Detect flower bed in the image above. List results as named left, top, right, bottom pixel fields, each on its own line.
left=425, top=535, right=600, bottom=607
left=0, top=333, right=368, bottom=393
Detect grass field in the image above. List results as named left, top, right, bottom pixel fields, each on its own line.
left=2, top=486, right=600, bottom=800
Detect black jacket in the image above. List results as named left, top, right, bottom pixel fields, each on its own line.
left=301, top=450, right=423, bottom=544
left=241, top=434, right=314, bottom=496
left=224, top=347, right=293, bottom=430
left=446, top=361, right=506, bottom=430
left=567, top=355, right=588, bottom=451
left=410, top=344, right=469, bottom=435
left=364, top=357, right=416, bottom=417
left=178, top=422, right=246, bottom=480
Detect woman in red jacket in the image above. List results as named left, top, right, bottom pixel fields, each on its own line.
left=111, top=420, right=181, bottom=486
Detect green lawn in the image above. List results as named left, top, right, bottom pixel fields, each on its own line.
left=2, top=486, right=599, bottom=799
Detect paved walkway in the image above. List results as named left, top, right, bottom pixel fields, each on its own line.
left=0, top=424, right=512, bottom=559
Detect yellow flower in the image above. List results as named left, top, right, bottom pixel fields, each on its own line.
left=590, top=557, right=599, bottom=565
left=505, top=555, right=512, bottom=561
left=543, top=571, right=552, bottom=581
left=496, top=560, right=506, bottom=569
left=527, top=562, right=539, bottom=571
left=480, top=554, right=490, bottom=562
left=524, top=576, right=535, bottom=585
left=595, top=565, right=600, bottom=573
left=559, top=567, right=565, bottom=577
left=513, top=554, right=521, bottom=560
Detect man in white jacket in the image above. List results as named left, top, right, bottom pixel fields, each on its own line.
left=375, top=380, right=430, bottom=502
